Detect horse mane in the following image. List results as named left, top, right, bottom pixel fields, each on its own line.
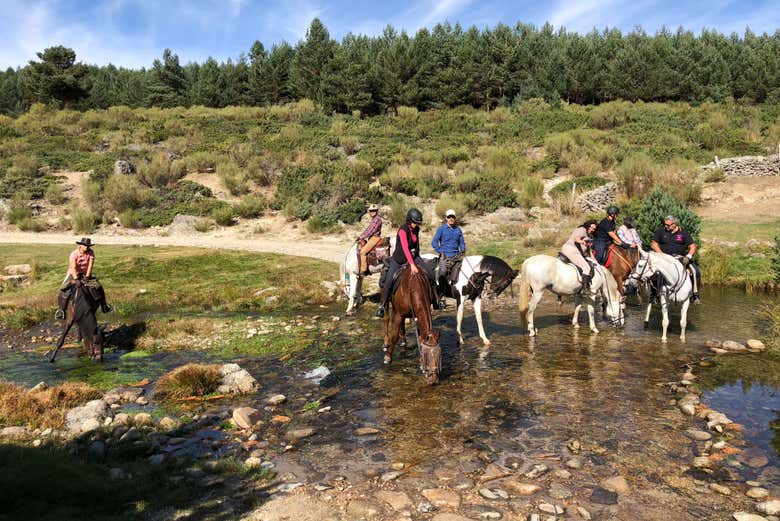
left=477, top=255, right=518, bottom=296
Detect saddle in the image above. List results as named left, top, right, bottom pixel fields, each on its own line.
left=381, top=261, right=437, bottom=304
left=357, top=237, right=391, bottom=270
left=557, top=252, right=591, bottom=277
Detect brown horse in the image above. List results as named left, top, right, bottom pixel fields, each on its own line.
left=48, top=281, right=104, bottom=362
left=604, top=245, right=641, bottom=303
left=382, top=267, right=442, bottom=385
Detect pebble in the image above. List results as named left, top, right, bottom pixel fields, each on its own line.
left=566, top=457, right=585, bottom=469
left=504, top=481, right=541, bottom=496
left=244, top=457, right=263, bottom=468
left=135, top=397, right=149, bottom=405
left=747, top=339, right=766, bottom=351
left=741, top=447, right=769, bottom=468
left=32, top=439, right=42, bottom=447
left=577, top=506, right=592, bottom=520
left=133, top=413, right=153, bottom=427
left=747, top=488, right=769, bottom=499
left=356, top=427, right=381, bottom=436
left=692, top=457, right=712, bottom=469
left=375, top=490, right=412, bottom=511
left=554, top=469, right=572, bottom=479
left=686, top=429, right=712, bottom=441
left=747, top=481, right=762, bottom=487
left=479, top=488, right=500, bottom=500
left=422, top=488, right=462, bottom=509
left=318, top=406, right=331, bottom=413
left=524, top=463, right=548, bottom=479
left=271, top=415, right=291, bottom=424
left=267, top=394, right=287, bottom=405
left=567, top=439, right=581, bottom=453
left=148, top=454, right=165, bottom=465
left=758, top=501, right=780, bottom=516
left=733, top=514, right=768, bottom=521
left=232, top=407, right=262, bottom=430
left=538, top=503, right=564, bottom=514
left=30, top=381, right=47, bottom=392
left=284, top=428, right=315, bottom=442
left=602, top=476, right=630, bottom=495
left=590, top=487, right=618, bottom=505
left=710, top=483, right=732, bottom=495
left=722, top=340, right=747, bottom=352
left=381, top=471, right=403, bottom=482
left=120, top=427, right=142, bottom=442
left=480, top=463, right=512, bottom=482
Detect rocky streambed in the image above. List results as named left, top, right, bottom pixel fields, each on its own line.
left=1, top=287, right=779, bottom=520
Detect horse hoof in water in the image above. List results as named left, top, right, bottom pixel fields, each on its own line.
left=345, top=309, right=355, bottom=317
left=481, top=338, right=491, bottom=346
left=398, top=340, right=407, bottom=348
left=383, top=354, right=391, bottom=365
left=425, top=373, right=439, bottom=385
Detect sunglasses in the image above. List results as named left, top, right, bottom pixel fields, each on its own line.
left=446, top=215, right=456, bottom=219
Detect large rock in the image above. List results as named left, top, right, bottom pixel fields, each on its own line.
left=375, top=490, right=412, bottom=511
left=167, top=214, right=213, bottom=235
left=66, top=399, right=110, bottom=434
left=422, top=488, right=461, bottom=509
left=241, top=495, right=339, bottom=521
left=0, top=426, right=27, bottom=439
left=104, top=387, right=144, bottom=405
left=602, top=476, right=630, bottom=495
left=733, top=514, right=768, bottom=521
left=722, top=340, right=747, bottom=352
left=4, top=264, right=32, bottom=276
left=233, top=407, right=262, bottom=430
left=747, top=339, right=767, bottom=351
left=113, top=160, right=135, bottom=175
left=218, top=364, right=259, bottom=395
left=757, top=500, right=780, bottom=515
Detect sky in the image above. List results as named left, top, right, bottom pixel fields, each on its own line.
left=0, top=0, right=777, bottom=69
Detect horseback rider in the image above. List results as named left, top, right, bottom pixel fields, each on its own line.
left=358, top=203, right=383, bottom=276
left=376, top=208, right=424, bottom=318
left=55, top=238, right=112, bottom=320
left=431, top=208, right=465, bottom=307
left=593, top=206, right=633, bottom=264
left=651, top=215, right=701, bottom=304
left=617, top=216, right=642, bottom=248
left=561, top=220, right=598, bottom=292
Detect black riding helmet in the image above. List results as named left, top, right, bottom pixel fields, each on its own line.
left=606, top=205, right=620, bottom=216
left=406, top=208, right=423, bottom=224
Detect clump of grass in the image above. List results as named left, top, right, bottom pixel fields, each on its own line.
left=235, top=194, right=267, bottom=218
left=71, top=208, right=98, bottom=233
left=0, top=382, right=102, bottom=429
left=16, top=217, right=47, bottom=232
left=153, top=364, right=222, bottom=400
left=705, top=168, right=726, bottom=183
left=193, top=219, right=213, bottom=233
left=211, top=205, right=235, bottom=226
left=45, top=183, right=67, bottom=205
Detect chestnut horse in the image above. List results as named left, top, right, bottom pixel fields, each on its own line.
left=382, top=266, right=442, bottom=385
left=48, top=281, right=104, bottom=362
left=604, top=245, right=641, bottom=305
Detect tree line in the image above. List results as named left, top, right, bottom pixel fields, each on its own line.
left=1, top=19, right=779, bottom=116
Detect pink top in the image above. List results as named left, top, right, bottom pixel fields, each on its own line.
left=70, top=249, right=94, bottom=276
left=398, top=229, right=417, bottom=265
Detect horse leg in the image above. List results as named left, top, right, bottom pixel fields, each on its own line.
left=644, top=301, right=652, bottom=328
left=389, top=311, right=404, bottom=362
left=572, top=295, right=582, bottom=328
left=345, top=272, right=357, bottom=315
left=660, top=298, right=670, bottom=343
left=587, top=297, right=599, bottom=334
left=456, top=298, right=466, bottom=343
left=398, top=318, right=407, bottom=348
left=49, top=320, right=75, bottom=363
left=473, top=297, right=490, bottom=346
left=382, top=305, right=392, bottom=363
left=679, top=299, right=690, bottom=342
left=527, top=289, right=544, bottom=336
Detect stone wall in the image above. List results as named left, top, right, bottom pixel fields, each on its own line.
left=702, top=155, right=780, bottom=177
left=576, top=182, right=617, bottom=213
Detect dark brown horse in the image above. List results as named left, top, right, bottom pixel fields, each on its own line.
left=605, top=245, right=641, bottom=304
left=382, top=267, right=442, bottom=385
left=48, top=281, right=104, bottom=363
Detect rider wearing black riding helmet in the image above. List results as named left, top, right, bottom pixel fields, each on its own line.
left=593, top=205, right=632, bottom=264
left=376, top=208, right=423, bottom=318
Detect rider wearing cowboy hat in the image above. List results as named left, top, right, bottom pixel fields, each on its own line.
left=55, top=237, right=112, bottom=319
left=358, top=203, right=383, bottom=276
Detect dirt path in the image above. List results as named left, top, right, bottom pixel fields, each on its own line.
left=0, top=231, right=351, bottom=264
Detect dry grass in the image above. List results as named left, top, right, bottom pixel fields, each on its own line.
left=153, top=364, right=222, bottom=401
left=0, top=382, right=101, bottom=429
left=136, top=318, right=216, bottom=350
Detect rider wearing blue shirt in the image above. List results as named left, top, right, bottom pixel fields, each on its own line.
left=432, top=209, right=465, bottom=308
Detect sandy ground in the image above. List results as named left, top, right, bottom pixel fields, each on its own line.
left=700, top=176, right=780, bottom=222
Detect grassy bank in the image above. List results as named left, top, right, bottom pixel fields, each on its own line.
left=0, top=244, right=336, bottom=330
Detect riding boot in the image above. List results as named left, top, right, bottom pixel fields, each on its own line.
left=101, top=301, right=113, bottom=313
left=691, top=292, right=701, bottom=304
left=375, top=306, right=385, bottom=318
left=55, top=289, right=70, bottom=320
left=580, top=272, right=592, bottom=293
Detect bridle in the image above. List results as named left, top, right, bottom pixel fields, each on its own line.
left=631, top=252, right=687, bottom=300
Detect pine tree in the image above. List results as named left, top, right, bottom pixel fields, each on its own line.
left=20, top=46, right=88, bottom=108
left=289, top=18, right=335, bottom=103
left=145, top=49, right=188, bottom=107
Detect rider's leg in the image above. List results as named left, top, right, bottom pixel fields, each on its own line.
left=56, top=275, right=74, bottom=319
left=376, top=259, right=402, bottom=317
left=690, top=262, right=701, bottom=303
left=359, top=237, right=381, bottom=275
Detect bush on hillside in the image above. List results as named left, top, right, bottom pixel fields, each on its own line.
left=139, top=153, right=186, bottom=188
left=103, top=175, right=151, bottom=213
left=634, top=189, right=701, bottom=246
left=615, top=153, right=658, bottom=199
left=235, top=194, right=267, bottom=218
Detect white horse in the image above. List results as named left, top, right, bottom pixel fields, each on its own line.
left=422, top=254, right=518, bottom=345
left=340, top=237, right=395, bottom=315
left=630, top=250, right=693, bottom=342
left=518, top=254, right=624, bottom=336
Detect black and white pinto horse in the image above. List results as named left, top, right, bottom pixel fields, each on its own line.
left=630, top=250, right=693, bottom=343
left=421, top=254, right=518, bottom=345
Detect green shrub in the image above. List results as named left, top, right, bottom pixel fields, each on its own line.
left=218, top=162, right=249, bottom=196
left=229, top=142, right=254, bottom=168
left=139, top=153, right=186, bottom=188
left=704, top=168, right=726, bottom=183
left=16, top=217, right=46, bottom=232
left=306, top=213, right=340, bottom=233
left=235, top=194, right=267, bottom=218
left=71, top=208, right=97, bottom=234
left=615, top=153, right=658, bottom=199
left=194, top=219, right=214, bottom=233
left=773, top=236, right=780, bottom=285
left=103, top=175, right=151, bottom=212
left=339, top=136, right=360, bottom=155
left=386, top=194, right=409, bottom=227
left=532, top=155, right=560, bottom=174
left=185, top=151, right=219, bottom=172
left=434, top=194, right=469, bottom=221
left=118, top=209, right=146, bottom=229
left=517, top=177, right=544, bottom=208
left=211, top=206, right=236, bottom=226
left=589, top=101, right=630, bottom=129
left=568, top=156, right=601, bottom=177
left=6, top=155, right=39, bottom=180
left=282, top=200, right=312, bottom=221
left=44, top=183, right=66, bottom=205
left=634, top=189, right=701, bottom=245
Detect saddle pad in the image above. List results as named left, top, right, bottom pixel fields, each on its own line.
left=604, top=245, right=615, bottom=268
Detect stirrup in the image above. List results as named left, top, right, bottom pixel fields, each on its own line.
left=54, top=309, right=65, bottom=320
left=375, top=306, right=385, bottom=318
left=101, top=303, right=113, bottom=313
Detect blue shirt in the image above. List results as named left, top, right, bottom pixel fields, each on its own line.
left=432, top=224, right=465, bottom=258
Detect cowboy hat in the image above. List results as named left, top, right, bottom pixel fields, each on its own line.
left=76, top=237, right=94, bottom=247
left=368, top=204, right=379, bottom=211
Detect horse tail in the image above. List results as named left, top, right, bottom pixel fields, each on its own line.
left=518, top=261, right=531, bottom=325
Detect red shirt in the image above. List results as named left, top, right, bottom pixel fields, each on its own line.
left=70, top=249, right=94, bottom=276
